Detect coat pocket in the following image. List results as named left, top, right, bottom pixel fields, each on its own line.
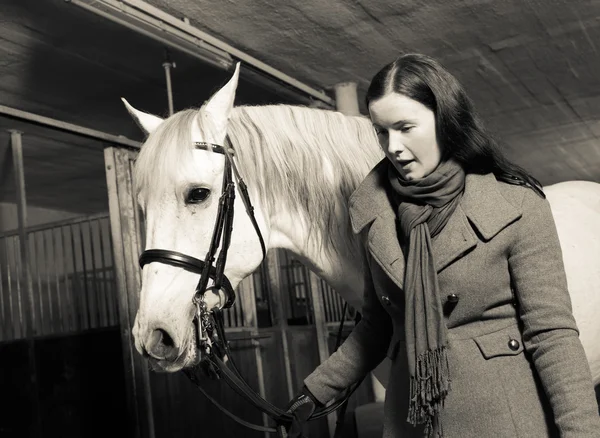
left=474, top=324, right=523, bottom=359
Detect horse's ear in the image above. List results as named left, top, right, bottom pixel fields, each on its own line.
left=202, top=63, right=241, bottom=140
left=121, top=98, right=164, bottom=135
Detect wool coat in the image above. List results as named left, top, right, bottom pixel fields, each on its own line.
left=304, top=160, right=600, bottom=437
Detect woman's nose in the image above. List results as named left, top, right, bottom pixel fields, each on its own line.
left=387, top=132, right=404, bottom=155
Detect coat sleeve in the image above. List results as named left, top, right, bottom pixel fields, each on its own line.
left=508, top=188, right=600, bottom=436
left=304, top=250, right=393, bottom=404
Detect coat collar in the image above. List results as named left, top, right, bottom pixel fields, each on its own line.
left=349, top=160, right=523, bottom=287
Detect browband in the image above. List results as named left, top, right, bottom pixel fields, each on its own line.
left=194, top=141, right=235, bottom=156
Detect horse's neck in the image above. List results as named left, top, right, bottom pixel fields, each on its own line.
left=269, top=213, right=365, bottom=310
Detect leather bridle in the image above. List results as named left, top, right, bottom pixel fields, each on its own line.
left=138, top=141, right=360, bottom=437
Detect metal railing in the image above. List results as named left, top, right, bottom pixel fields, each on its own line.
left=279, top=249, right=353, bottom=325
left=0, top=213, right=118, bottom=341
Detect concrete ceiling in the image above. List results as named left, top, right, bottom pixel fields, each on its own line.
left=148, top=0, right=600, bottom=183
left=1, top=0, right=600, bottom=218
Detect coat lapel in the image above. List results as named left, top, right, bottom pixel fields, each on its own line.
left=349, top=163, right=524, bottom=282
left=431, top=205, right=477, bottom=272
left=431, top=173, right=524, bottom=271
left=367, top=216, right=406, bottom=289
left=460, top=173, right=524, bottom=241
left=350, top=160, right=406, bottom=289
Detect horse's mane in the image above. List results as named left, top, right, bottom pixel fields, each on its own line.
left=134, top=104, right=383, bottom=259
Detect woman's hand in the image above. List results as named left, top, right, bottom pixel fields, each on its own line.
left=285, top=386, right=320, bottom=437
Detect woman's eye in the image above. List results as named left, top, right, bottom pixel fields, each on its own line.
left=186, top=187, right=211, bottom=204
left=374, top=127, right=387, bottom=136
left=400, top=126, right=414, bottom=133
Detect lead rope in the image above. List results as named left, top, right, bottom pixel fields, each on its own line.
left=184, top=304, right=363, bottom=435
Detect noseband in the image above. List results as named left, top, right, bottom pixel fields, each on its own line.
left=138, top=141, right=358, bottom=437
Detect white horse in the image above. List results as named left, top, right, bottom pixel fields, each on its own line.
left=124, top=65, right=600, bottom=395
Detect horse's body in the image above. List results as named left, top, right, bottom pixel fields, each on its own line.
left=125, top=68, right=600, bottom=395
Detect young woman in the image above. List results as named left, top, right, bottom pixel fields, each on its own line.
left=286, top=54, right=600, bottom=437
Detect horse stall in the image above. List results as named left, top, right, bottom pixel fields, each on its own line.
left=0, top=119, right=132, bottom=438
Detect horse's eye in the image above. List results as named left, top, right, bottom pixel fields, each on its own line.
left=186, top=187, right=211, bottom=204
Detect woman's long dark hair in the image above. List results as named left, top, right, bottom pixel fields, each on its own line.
left=366, top=53, right=544, bottom=198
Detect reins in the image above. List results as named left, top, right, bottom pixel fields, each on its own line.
left=139, top=141, right=359, bottom=437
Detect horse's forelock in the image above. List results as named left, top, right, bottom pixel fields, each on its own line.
left=133, top=109, right=201, bottom=203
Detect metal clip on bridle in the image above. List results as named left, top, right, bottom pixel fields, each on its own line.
left=138, top=141, right=359, bottom=437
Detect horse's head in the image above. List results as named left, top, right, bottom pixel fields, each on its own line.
left=124, top=64, right=269, bottom=371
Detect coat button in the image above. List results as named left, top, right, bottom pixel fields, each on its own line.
left=381, top=296, right=391, bottom=306
left=508, top=339, right=520, bottom=351
left=447, top=293, right=459, bottom=304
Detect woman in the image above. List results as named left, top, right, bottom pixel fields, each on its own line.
left=286, top=54, right=600, bottom=437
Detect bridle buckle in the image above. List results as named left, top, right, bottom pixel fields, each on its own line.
left=192, top=295, right=212, bottom=350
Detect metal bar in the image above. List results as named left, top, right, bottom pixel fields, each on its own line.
left=97, top=219, right=111, bottom=325
left=327, top=285, right=336, bottom=323
left=61, top=226, right=75, bottom=332
left=303, top=265, right=313, bottom=324
left=322, top=281, right=332, bottom=323
left=69, top=225, right=82, bottom=330
left=44, top=231, right=54, bottom=334
left=5, top=239, right=15, bottom=340
left=96, top=219, right=110, bottom=327
left=53, top=228, right=64, bottom=333
left=332, top=285, right=341, bottom=322
left=163, top=50, right=175, bottom=116
left=86, top=220, right=101, bottom=327
left=105, top=219, right=119, bottom=326
left=10, top=130, right=34, bottom=337
left=0, top=105, right=140, bottom=148
left=13, top=238, right=23, bottom=338
left=286, top=261, right=296, bottom=320
left=77, top=223, right=92, bottom=329
left=32, top=232, right=44, bottom=335
left=327, top=283, right=336, bottom=322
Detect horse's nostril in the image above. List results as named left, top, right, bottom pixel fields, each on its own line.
left=145, top=328, right=179, bottom=361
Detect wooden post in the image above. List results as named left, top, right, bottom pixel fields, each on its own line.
left=240, top=270, right=270, bottom=438
left=104, top=147, right=155, bottom=438
left=10, top=130, right=35, bottom=337
left=265, top=249, right=294, bottom=399
left=308, top=271, right=337, bottom=437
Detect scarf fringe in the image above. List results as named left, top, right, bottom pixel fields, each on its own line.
left=407, top=346, right=451, bottom=437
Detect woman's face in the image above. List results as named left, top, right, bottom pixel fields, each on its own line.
left=369, top=92, right=442, bottom=181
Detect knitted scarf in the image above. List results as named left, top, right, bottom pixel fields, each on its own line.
left=387, top=159, right=466, bottom=437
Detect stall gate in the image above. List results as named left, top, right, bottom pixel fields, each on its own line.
left=104, top=146, right=374, bottom=438
left=0, top=213, right=128, bottom=438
